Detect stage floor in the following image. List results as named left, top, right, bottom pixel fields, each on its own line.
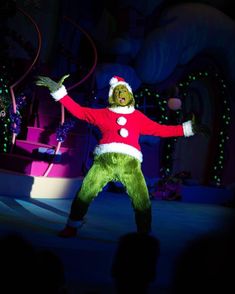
left=0, top=191, right=234, bottom=294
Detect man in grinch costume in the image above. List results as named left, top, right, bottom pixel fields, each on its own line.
left=36, top=74, right=201, bottom=237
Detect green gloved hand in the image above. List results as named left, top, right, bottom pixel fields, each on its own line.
left=191, top=114, right=211, bottom=137
left=35, top=74, right=70, bottom=93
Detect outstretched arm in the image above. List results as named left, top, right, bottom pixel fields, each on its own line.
left=35, top=74, right=98, bottom=124
left=36, top=74, right=70, bottom=96
left=139, top=111, right=210, bottom=138
left=139, top=112, right=192, bottom=137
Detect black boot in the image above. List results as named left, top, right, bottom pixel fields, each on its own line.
left=58, top=198, right=89, bottom=238
left=135, top=208, right=152, bottom=234
left=69, top=197, right=90, bottom=220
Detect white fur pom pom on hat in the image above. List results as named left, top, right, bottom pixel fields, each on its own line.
left=109, top=76, right=132, bottom=97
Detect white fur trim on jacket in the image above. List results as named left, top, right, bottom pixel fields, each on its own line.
left=50, top=85, right=67, bottom=101
left=108, top=106, right=135, bottom=114
left=182, top=120, right=194, bottom=137
left=94, top=143, right=143, bottom=162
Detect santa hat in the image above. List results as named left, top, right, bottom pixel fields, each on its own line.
left=109, top=76, right=133, bottom=97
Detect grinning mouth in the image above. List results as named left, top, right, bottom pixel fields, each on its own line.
left=119, top=97, right=126, bottom=103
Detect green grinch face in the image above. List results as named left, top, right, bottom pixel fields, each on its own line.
left=109, top=85, right=134, bottom=107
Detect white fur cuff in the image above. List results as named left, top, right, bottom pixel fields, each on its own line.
left=50, top=85, right=67, bottom=101
left=182, top=120, right=194, bottom=137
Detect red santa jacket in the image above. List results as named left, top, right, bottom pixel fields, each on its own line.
left=52, top=86, right=193, bottom=162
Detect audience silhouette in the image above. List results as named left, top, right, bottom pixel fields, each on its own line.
left=0, top=232, right=67, bottom=294
left=35, top=248, right=67, bottom=294
left=111, top=232, right=160, bottom=294
left=3, top=223, right=234, bottom=294
left=170, top=226, right=235, bottom=294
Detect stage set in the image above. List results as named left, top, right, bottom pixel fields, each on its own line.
left=0, top=1, right=235, bottom=294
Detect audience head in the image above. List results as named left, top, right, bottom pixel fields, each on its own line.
left=111, top=232, right=160, bottom=293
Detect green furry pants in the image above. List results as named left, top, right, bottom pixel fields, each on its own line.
left=69, top=152, right=152, bottom=233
